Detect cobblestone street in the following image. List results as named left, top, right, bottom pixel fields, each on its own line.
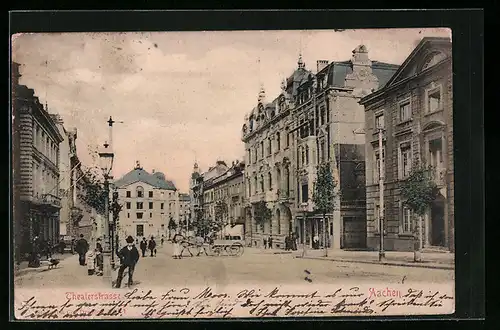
left=15, top=243, right=454, bottom=290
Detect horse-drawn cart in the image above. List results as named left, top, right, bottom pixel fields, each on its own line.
left=210, top=239, right=244, bottom=257
left=178, top=235, right=244, bottom=257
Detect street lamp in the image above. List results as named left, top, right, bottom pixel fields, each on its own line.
left=98, top=141, right=115, bottom=279
left=300, top=202, right=308, bottom=257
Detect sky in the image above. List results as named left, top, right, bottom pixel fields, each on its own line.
left=12, top=28, right=451, bottom=192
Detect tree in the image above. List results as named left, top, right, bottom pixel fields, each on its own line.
left=79, top=179, right=107, bottom=216
left=313, top=162, right=338, bottom=257
left=401, top=164, right=440, bottom=262
left=253, top=200, right=272, bottom=232
left=168, top=218, right=178, bottom=239
left=214, top=200, right=228, bottom=238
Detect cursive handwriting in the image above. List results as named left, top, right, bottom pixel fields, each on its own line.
left=15, top=286, right=454, bottom=319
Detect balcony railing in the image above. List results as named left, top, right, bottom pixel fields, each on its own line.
left=41, top=193, right=61, bottom=208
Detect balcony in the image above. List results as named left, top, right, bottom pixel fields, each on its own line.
left=41, top=193, right=61, bottom=208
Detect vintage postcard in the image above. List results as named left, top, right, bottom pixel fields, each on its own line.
left=11, top=28, right=455, bottom=320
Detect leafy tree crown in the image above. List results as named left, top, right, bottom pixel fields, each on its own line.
left=400, top=165, right=440, bottom=217
left=253, top=200, right=272, bottom=230
left=313, top=162, right=337, bottom=214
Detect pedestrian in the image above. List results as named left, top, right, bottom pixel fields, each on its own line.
left=59, top=239, right=66, bottom=254
left=161, top=235, right=165, bottom=247
left=268, top=236, right=273, bottom=249
left=114, top=236, right=140, bottom=288
left=75, top=234, right=89, bottom=266
left=136, top=238, right=139, bottom=245
left=28, top=236, right=41, bottom=268
left=139, top=237, right=147, bottom=257
left=285, top=235, right=290, bottom=251
left=148, top=236, right=157, bottom=257
left=263, top=237, right=267, bottom=249
left=172, top=233, right=182, bottom=259
left=195, top=235, right=207, bottom=256
left=313, top=235, right=319, bottom=249
left=291, top=232, right=298, bottom=251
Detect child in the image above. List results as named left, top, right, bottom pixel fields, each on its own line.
left=172, top=233, right=181, bottom=259
left=86, top=249, right=95, bottom=275
left=95, top=248, right=103, bottom=276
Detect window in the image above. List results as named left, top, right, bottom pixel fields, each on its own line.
left=161, top=203, right=164, bottom=210
left=399, top=101, right=411, bottom=122
left=260, top=175, right=264, bottom=192
left=254, top=177, right=258, bottom=193
left=427, top=87, right=442, bottom=113
left=399, top=144, right=412, bottom=179
left=305, top=146, right=309, bottom=164
left=248, top=149, right=251, bottom=163
left=301, top=184, right=309, bottom=203
left=286, top=129, right=290, bottom=147
left=136, top=224, right=144, bottom=236
left=150, top=213, right=152, bottom=218
left=374, top=204, right=380, bottom=232
left=126, top=191, right=131, bottom=198
left=261, top=141, right=264, bottom=158
left=137, top=188, right=144, bottom=198
left=267, top=138, right=272, bottom=155
left=401, top=205, right=412, bottom=233
left=126, top=202, right=131, bottom=209
left=137, top=202, right=144, bottom=209
left=320, top=106, right=326, bottom=126
left=149, top=191, right=153, bottom=198
left=276, top=132, right=281, bottom=151
left=136, top=212, right=143, bottom=219
left=149, top=202, right=153, bottom=209
left=375, top=113, right=384, bottom=129
left=374, top=146, right=385, bottom=183
left=268, top=172, right=272, bottom=190
left=127, top=213, right=130, bottom=218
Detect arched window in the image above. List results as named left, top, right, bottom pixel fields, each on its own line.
left=260, top=175, right=265, bottom=192
left=276, top=209, right=281, bottom=235
left=268, top=172, right=272, bottom=190
left=136, top=186, right=144, bottom=198
left=276, top=132, right=281, bottom=150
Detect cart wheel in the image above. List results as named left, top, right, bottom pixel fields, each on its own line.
left=230, top=243, right=244, bottom=257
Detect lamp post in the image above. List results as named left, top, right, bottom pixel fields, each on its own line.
left=377, top=127, right=386, bottom=261
left=98, top=141, right=114, bottom=284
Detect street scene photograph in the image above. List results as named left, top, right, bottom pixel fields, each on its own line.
left=12, top=28, right=455, bottom=318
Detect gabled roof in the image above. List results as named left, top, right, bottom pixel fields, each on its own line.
left=113, top=168, right=177, bottom=190
left=383, top=37, right=452, bottom=88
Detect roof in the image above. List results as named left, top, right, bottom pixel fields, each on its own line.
left=113, top=168, right=177, bottom=190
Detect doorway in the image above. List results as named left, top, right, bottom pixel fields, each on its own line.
left=430, top=200, right=445, bottom=247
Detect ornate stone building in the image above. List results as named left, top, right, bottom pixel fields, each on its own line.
left=241, top=47, right=399, bottom=250
left=113, top=162, right=179, bottom=242
left=359, top=37, right=454, bottom=252
left=13, top=62, right=64, bottom=260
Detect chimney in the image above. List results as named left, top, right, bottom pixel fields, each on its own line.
left=317, top=60, right=329, bottom=73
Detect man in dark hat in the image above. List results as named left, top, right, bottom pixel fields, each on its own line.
left=75, top=234, right=89, bottom=266
left=115, top=236, right=140, bottom=288
left=148, top=236, right=157, bottom=257
left=139, top=237, right=147, bottom=257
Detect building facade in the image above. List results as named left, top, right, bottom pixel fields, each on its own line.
left=113, top=162, right=179, bottom=243
left=13, top=62, right=64, bottom=260
left=359, top=37, right=454, bottom=252
left=241, top=47, right=399, bottom=250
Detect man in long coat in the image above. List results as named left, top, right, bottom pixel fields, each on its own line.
left=75, top=234, right=89, bottom=266
left=115, top=236, right=140, bottom=288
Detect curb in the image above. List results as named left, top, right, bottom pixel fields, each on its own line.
left=296, top=256, right=454, bottom=270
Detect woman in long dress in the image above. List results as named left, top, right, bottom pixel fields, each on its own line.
left=172, top=233, right=181, bottom=259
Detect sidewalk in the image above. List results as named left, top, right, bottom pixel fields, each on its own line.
left=296, top=248, right=455, bottom=270
left=14, top=252, right=77, bottom=277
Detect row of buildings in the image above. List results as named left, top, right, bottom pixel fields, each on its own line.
left=12, top=62, right=109, bottom=262
left=190, top=37, right=453, bottom=252
left=12, top=63, right=189, bottom=262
